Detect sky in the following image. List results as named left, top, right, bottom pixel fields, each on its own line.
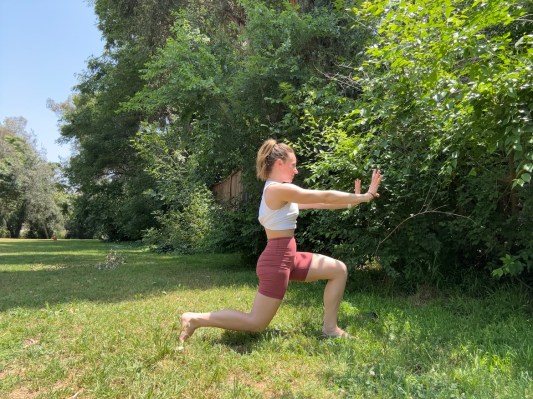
left=0, top=0, right=104, bottom=163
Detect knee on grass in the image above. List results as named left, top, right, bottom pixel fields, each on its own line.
left=247, top=318, right=270, bottom=333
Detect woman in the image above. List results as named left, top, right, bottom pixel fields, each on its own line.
left=179, top=139, right=382, bottom=341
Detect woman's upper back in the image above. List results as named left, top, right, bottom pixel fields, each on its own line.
left=258, top=181, right=299, bottom=230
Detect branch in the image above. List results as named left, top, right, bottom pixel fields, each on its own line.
left=374, top=209, right=475, bottom=256
left=516, top=277, right=533, bottom=291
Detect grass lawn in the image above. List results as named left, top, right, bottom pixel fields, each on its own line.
left=1, top=238, right=532, bottom=398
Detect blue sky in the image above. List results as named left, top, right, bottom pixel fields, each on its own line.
left=0, top=0, right=104, bottom=163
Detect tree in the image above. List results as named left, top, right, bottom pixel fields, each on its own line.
left=52, top=0, right=184, bottom=239
left=122, top=1, right=369, bottom=253
left=0, top=117, right=64, bottom=238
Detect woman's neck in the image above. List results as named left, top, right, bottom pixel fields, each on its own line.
left=266, top=172, right=285, bottom=183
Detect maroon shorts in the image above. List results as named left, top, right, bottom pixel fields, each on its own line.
left=256, top=237, right=313, bottom=300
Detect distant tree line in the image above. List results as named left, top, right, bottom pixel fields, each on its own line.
left=46, top=0, right=531, bottom=285
left=0, top=117, right=68, bottom=238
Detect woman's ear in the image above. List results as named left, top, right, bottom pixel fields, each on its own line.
left=274, top=158, right=284, bottom=167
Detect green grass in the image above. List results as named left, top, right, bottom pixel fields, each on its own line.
left=1, top=238, right=532, bottom=398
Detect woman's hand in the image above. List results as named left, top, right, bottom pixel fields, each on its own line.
left=367, top=169, right=382, bottom=200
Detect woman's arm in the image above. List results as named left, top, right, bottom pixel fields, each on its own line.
left=299, top=178, right=368, bottom=209
left=273, top=170, right=382, bottom=206
left=299, top=203, right=368, bottom=210
left=299, top=203, right=353, bottom=210
left=272, top=184, right=372, bottom=205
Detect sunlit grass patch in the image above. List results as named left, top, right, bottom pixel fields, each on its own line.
left=1, top=239, right=532, bottom=398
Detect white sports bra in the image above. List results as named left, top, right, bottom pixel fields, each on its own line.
left=258, top=181, right=299, bottom=230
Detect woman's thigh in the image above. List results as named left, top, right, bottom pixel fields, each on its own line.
left=304, top=254, right=347, bottom=282
left=248, top=292, right=283, bottom=330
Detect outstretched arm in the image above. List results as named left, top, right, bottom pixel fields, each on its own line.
left=297, top=172, right=382, bottom=210
left=299, top=203, right=355, bottom=210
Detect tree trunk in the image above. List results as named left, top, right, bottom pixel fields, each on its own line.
left=7, top=202, right=26, bottom=238
left=42, top=221, right=49, bottom=239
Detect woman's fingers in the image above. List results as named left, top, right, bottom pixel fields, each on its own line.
left=354, top=178, right=361, bottom=194
left=368, top=169, right=382, bottom=197
left=353, top=170, right=382, bottom=199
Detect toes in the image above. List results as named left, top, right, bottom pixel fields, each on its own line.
left=179, top=331, right=190, bottom=343
left=179, top=315, right=195, bottom=343
left=322, top=332, right=354, bottom=339
left=322, top=328, right=353, bottom=339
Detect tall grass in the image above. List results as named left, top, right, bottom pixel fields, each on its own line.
left=1, top=239, right=532, bottom=398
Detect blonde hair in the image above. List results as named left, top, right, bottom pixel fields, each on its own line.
left=256, top=139, right=294, bottom=181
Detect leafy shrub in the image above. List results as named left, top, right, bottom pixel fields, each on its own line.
left=211, top=200, right=267, bottom=263
left=290, top=0, right=532, bottom=285
left=0, top=225, right=9, bottom=238
left=142, top=185, right=219, bottom=254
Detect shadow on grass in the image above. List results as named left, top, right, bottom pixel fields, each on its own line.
left=0, top=239, right=256, bottom=311
left=1, top=240, right=113, bottom=270
left=0, top=239, right=99, bottom=252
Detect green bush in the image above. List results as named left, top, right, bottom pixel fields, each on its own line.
left=211, top=200, right=267, bottom=263
left=0, top=225, right=9, bottom=238
left=142, top=185, right=219, bottom=254
left=291, top=0, right=533, bottom=285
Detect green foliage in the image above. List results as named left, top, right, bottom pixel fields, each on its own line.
left=0, top=225, right=9, bottom=238
left=128, top=17, right=222, bottom=118
left=142, top=185, right=219, bottom=253
left=56, top=0, right=532, bottom=286
left=94, top=0, right=182, bottom=51
left=54, top=0, right=190, bottom=240
left=294, top=0, right=532, bottom=283
left=125, top=2, right=368, bottom=255
left=0, top=118, right=64, bottom=238
left=211, top=200, right=268, bottom=262
left=56, top=45, right=161, bottom=240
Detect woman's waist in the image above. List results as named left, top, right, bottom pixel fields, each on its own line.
left=264, top=228, right=295, bottom=240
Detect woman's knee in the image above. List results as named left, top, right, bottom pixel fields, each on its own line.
left=322, top=258, right=348, bottom=281
left=334, top=260, right=348, bottom=279
left=247, top=316, right=270, bottom=332
left=306, top=255, right=348, bottom=282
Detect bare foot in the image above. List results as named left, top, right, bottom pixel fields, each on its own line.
left=179, top=312, right=197, bottom=343
left=322, top=326, right=353, bottom=339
